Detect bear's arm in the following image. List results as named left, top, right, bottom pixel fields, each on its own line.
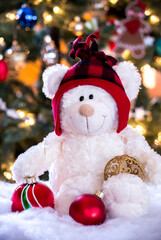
left=121, top=125, right=161, bottom=184
left=12, top=132, right=61, bottom=184
left=12, top=141, right=45, bottom=184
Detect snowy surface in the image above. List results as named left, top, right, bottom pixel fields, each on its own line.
left=1, top=181, right=161, bottom=240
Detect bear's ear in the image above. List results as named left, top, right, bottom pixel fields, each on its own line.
left=113, top=61, right=141, bottom=101
left=42, top=64, right=69, bottom=99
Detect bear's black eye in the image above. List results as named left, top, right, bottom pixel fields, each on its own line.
left=89, top=94, right=94, bottom=99
left=79, top=96, right=84, bottom=101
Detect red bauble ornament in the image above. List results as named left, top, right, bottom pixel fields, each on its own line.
left=11, top=182, right=54, bottom=212
left=0, top=59, right=8, bottom=82
left=69, top=194, right=106, bottom=225
left=109, top=41, right=116, bottom=52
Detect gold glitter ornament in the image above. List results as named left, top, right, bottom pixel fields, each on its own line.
left=104, top=155, right=145, bottom=181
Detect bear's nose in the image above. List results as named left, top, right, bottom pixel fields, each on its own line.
left=79, top=104, right=94, bottom=117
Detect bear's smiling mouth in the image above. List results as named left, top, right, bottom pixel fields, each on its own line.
left=86, top=115, right=107, bottom=133
left=70, top=115, right=107, bottom=134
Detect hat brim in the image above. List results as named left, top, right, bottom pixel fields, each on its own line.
left=52, top=78, right=130, bottom=136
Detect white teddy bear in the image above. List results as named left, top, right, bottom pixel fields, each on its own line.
left=12, top=35, right=161, bottom=219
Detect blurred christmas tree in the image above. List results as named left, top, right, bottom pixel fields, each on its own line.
left=0, top=0, right=161, bottom=182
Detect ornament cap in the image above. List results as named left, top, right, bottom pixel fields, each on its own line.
left=24, top=175, right=36, bottom=184
left=95, top=190, right=104, bottom=199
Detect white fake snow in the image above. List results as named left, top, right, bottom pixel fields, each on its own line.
left=0, top=181, right=161, bottom=240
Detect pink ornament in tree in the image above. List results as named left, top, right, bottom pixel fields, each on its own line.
left=114, top=0, right=151, bottom=59
left=0, top=59, right=8, bottom=81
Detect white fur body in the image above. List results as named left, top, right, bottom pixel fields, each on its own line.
left=12, top=61, right=161, bottom=218
left=12, top=124, right=161, bottom=217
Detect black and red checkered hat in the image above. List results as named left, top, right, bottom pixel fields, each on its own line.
left=52, top=34, right=130, bottom=136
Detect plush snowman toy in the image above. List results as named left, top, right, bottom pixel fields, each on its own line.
left=12, top=35, right=161, bottom=219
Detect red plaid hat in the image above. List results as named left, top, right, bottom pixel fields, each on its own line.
left=52, top=34, right=130, bottom=136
